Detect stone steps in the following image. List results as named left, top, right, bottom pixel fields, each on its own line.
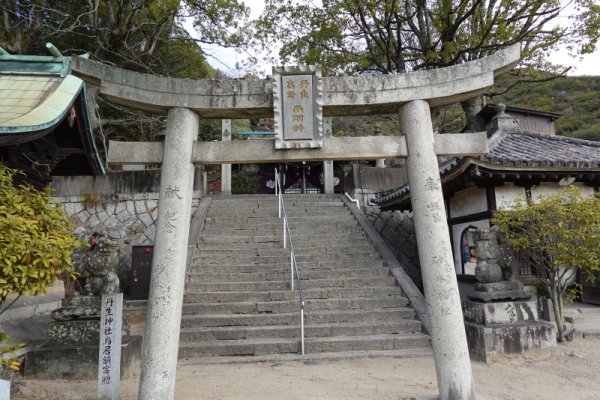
left=191, top=260, right=387, bottom=273
left=181, top=296, right=407, bottom=315
left=180, top=320, right=422, bottom=342
left=179, top=194, right=430, bottom=362
left=200, top=226, right=364, bottom=236
left=179, top=334, right=430, bottom=358
left=181, top=308, right=416, bottom=328
left=183, top=286, right=402, bottom=303
left=193, top=253, right=381, bottom=265
left=196, top=244, right=376, bottom=257
left=179, top=348, right=433, bottom=365
left=186, top=276, right=398, bottom=292
left=199, top=232, right=367, bottom=244
left=187, top=267, right=392, bottom=283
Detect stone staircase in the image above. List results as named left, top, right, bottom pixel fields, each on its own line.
left=565, top=302, right=600, bottom=338
left=178, top=194, right=431, bottom=364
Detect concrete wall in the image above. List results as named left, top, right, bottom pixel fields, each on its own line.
left=50, top=168, right=205, bottom=196
left=0, top=281, right=64, bottom=322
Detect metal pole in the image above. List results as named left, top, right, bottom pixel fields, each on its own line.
left=300, top=307, right=305, bottom=355
left=290, top=250, right=294, bottom=290
left=283, top=216, right=287, bottom=249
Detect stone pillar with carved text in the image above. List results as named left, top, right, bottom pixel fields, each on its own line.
left=138, top=108, right=198, bottom=400
left=400, top=100, right=476, bottom=400
left=221, top=119, right=232, bottom=195
left=322, top=117, right=334, bottom=194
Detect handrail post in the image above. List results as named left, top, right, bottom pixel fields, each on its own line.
left=290, top=250, right=294, bottom=290
left=283, top=217, right=287, bottom=249
left=301, top=307, right=305, bottom=355
left=273, top=168, right=305, bottom=356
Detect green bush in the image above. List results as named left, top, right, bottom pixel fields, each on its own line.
left=0, top=165, right=83, bottom=372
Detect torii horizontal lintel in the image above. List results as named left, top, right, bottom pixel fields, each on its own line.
left=71, top=45, right=520, bottom=118
left=107, top=133, right=488, bottom=165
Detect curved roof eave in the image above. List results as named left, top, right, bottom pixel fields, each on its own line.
left=0, top=75, right=84, bottom=135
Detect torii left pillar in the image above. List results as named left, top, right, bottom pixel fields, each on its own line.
left=139, top=107, right=198, bottom=400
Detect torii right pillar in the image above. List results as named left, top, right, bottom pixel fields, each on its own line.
left=400, top=100, right=479, bottom=400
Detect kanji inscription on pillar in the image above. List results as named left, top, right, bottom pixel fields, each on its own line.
left=273, top=65, right=323, bottom=149
left=97, top=293, right=123, bottom=400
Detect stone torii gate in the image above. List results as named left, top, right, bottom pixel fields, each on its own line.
left=71, top=45, right=519, bottom=400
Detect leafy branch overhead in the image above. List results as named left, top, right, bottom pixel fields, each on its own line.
left=252, top=0, right=599, bottom=76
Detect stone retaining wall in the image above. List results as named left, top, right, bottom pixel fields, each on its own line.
left=366, top=208, right=422, bottom=289
left=52, top=192, right=203, bottom=246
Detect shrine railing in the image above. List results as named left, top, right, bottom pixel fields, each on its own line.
left=274, top=168, right=305, bottom=355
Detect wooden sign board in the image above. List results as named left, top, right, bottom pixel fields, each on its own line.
left=272, top=65, right=323, bottom=149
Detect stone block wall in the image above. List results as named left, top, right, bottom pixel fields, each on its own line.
left=53, top=192, right=203, bottom=246
left=366, top=207, right=422, bottom=289
left=49, top=191, right=203, bottom=296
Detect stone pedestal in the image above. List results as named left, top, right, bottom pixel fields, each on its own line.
left=24, top=293, right=141, bottom=379
left=24, top=335, right=141, bottom=379
left=463, top=300, right=556, bottom=362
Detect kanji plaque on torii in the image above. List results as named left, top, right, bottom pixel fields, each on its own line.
left=272, top=65, right=323, bottom=149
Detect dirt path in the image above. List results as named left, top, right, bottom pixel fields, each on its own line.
left=13, top=337, right=600, bottom=400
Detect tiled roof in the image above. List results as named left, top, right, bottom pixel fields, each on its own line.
left=483, top=131, right=600, bottom=168
left=373, top=132, right=600, bottom=206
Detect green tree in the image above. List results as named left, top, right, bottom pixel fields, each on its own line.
left=251, top=0, right=600, bottom=130
left=492, top=187, right=600, bottom=342
left=0, top=165, right=83, bottom=372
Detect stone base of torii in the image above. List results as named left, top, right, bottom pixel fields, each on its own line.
left=70, top=45, right=521, bottom=400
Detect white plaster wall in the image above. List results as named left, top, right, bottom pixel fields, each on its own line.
left=449, top=187, right=487, bottom=218
left=452, top=219, right=490, bottom=274
left=495, top=183, right=527, bottom=209
left=531, top=182, right=595, bottom=200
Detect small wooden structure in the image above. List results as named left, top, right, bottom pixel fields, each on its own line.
left=0, top=46, right=105, bottom=187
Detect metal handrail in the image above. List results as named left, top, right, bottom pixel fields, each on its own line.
left=344, top=192, right=360, bottom=209
left=274, top=168, right=306, bottom=355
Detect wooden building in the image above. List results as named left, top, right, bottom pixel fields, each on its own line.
left=0, top=49, right=105, bottom=187
left=373, top=104, right=600, bottom=286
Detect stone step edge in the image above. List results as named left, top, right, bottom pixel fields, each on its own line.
left=179, top=320, right=421, bottom=334
left=178, top=348, right=433, bottom=365
left=183, top=287, right=402, bottom=298
left=180, top=307, right=414, bottom=320
left=179, top=333, right=429, bottom=348
left=181, top=296, right=406, bottom=308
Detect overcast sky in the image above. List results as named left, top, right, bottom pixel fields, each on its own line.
left=196, top=1, right=600, bottom=77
